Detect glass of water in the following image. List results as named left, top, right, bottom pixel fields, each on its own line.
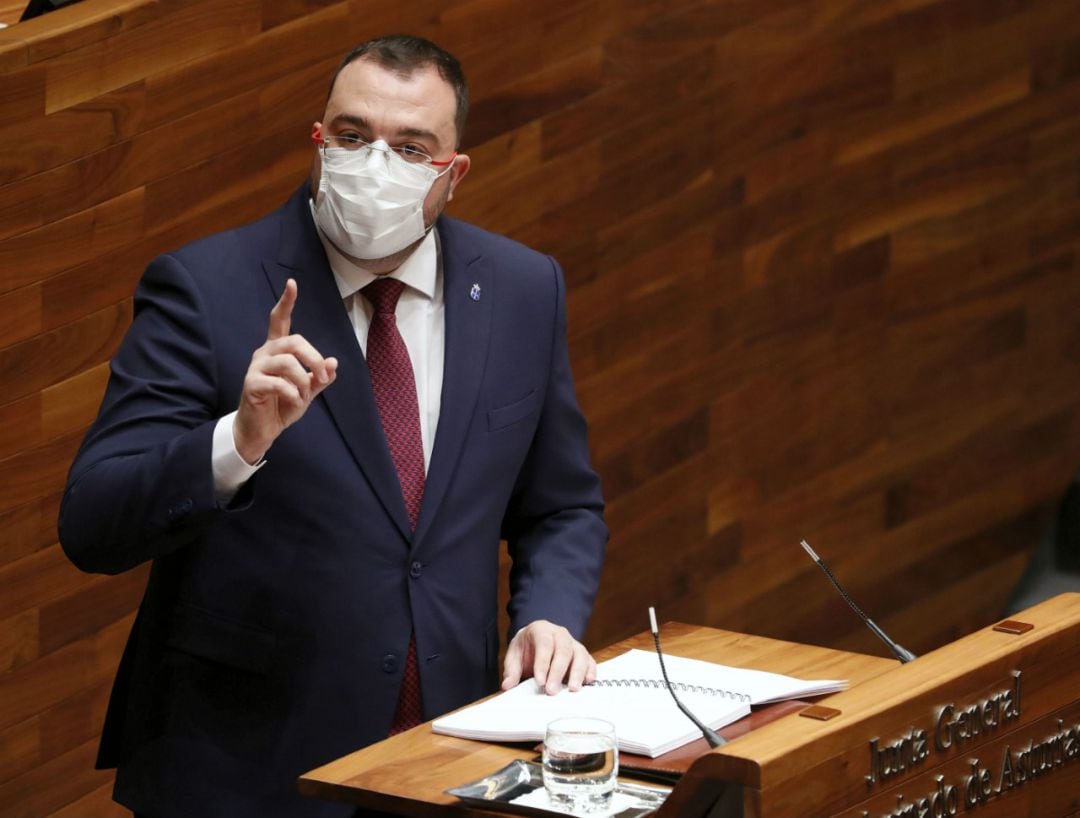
left=542, top=716, right=618, bottom=813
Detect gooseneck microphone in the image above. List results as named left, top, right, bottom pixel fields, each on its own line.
left=799, top=540, right=917, bottom=663
left=648, top=607, right=726, bottom=748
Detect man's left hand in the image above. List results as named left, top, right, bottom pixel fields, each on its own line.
left=501, top=620, right=597, bottom=695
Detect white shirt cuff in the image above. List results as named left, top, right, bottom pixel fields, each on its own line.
left=212, top=411, right=264, bottom=504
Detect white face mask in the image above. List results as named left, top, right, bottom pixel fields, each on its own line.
left=314, top=140, right=453, bottom=261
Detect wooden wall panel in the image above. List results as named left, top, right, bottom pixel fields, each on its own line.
left=2, top=0, right=1080, bottom=814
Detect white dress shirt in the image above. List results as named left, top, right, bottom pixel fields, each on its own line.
left=212, top=212, right=444, bottom=502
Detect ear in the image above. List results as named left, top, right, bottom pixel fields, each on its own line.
left=446, top=153, right=470, bottom=202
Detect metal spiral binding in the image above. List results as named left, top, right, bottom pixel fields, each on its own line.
left=591, top=678, right=751, bottom=703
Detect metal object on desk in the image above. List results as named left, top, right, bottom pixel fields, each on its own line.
left=446, top=759, right=668, bottom=817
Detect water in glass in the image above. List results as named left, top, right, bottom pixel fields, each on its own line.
left=543, top=717, right=618, bottom=813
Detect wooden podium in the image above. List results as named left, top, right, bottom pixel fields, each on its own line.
left=299, top=593, right=1080, bottom=817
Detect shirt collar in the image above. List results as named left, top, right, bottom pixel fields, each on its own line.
left=308, top=198, right=438, bottom=300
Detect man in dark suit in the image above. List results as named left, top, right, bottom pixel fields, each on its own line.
left=59, top=35, right=607, bottom=818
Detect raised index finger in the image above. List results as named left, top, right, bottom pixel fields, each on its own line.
left=268, top=278, right=298, bottom=341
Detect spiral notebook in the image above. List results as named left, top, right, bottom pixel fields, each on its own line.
left=431, top=649, right=846, bottom=757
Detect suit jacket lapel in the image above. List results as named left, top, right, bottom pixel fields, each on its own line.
left=263, top=186, right=413, bottom=540
left=413, top=219, right=493, bottom=550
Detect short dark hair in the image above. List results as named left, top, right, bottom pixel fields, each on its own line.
left=329, top=35, right=469, bottom=147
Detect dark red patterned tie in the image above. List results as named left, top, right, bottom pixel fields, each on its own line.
left=363, top=278, right=425, bottom=734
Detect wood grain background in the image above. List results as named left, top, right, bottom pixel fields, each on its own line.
left=2, top=0, right=1079, bottom=814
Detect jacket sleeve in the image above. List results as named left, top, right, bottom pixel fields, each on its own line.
left=500, top=257, right=608, bottom=639
left=59, top=253, right=228, bottom=575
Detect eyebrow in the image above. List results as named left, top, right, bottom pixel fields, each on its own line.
left=328, top=113, right=442, bottom=146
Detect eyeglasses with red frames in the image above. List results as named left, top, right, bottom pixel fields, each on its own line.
left=312, top=126, right=456, bottom=167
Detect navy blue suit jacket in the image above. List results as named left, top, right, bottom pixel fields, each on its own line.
left=59, top=185, right=607, bottom=818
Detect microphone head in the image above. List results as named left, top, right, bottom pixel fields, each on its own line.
left=648, top=606, right=658, bottom=635
left=800, top=539, right=820, bottom=562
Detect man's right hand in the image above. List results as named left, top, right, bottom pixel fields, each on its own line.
left=233, top=278, right=338, bottom=464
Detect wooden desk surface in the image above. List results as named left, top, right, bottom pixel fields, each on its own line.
left=298, top=625, right=897, bottom=816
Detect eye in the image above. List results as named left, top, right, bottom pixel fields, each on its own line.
left=396, top=143, right=431, bottom=163
left=334, top=133, right=366, bottom=149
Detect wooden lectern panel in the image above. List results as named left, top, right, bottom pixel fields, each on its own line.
left=301, top=595, right=1080, bottom=818
left=665, top=592, right=1080, bottom=818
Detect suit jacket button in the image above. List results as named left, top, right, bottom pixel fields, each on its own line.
left=167, top=498, right=194, bottom=522
left=409, top=561, right=422, bottom=579
left=381, top=654, right=398, bottom=673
